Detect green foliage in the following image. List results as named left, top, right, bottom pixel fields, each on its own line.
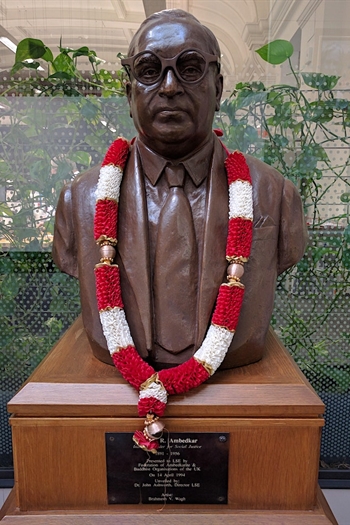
left=274, top=233, right=350, bottom=393
left=3, top=37, right=127, bottom=97
left=0, top=252, right=80, bottom=388
left=0, top=96, right=134, bottom=249
left=0, top=39, right=135, bottom=400
left=215, top=41, right=350, bottom=226
left=215, top=39, right=350, bottom=393
left=0, top=39, right=134, bottom=249
left=301, top=72, right=340, bottom=91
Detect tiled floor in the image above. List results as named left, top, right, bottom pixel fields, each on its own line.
left=0, top=489, right=11, bottom=510
left=322, top=490, right=350, bottom=525
left=0, top=488, right=349, bottom=523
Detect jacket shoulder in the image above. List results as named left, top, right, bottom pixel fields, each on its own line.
left=244, top=153, right=285, bottom=187
left=70, top=164, right=100, bottom=193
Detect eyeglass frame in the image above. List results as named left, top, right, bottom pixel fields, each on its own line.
left=121, top=48, right=221, bottom=86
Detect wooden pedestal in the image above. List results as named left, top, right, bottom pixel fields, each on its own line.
left=3, top=316, right=337, bottom=523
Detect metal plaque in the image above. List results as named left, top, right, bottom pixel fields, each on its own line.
left=106, top=432, right=229, bottom=504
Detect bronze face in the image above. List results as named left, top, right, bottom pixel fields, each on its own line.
left=126, top=19, right=223, bottom=159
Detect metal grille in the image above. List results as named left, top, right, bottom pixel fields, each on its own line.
left=0, top=252, right=80, bottom=468
left=273, top=236, right=350, bottom=466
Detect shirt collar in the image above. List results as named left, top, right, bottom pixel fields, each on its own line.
left=136, top=134, right=214, bottom=187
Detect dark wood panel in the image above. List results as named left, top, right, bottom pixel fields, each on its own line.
left=11, top=417, right=322, bottom=511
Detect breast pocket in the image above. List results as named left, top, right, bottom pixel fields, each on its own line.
left=250, top=225, right=278, bottom=271
left=252, top=225, right=277, bottom=242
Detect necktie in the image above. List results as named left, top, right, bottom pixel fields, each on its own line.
left=153, top=164, right=198, bottom=354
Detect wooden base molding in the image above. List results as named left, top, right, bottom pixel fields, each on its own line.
left=2, top=316, right=337, bottom=524
left=1, top=487, right=338, bottom=524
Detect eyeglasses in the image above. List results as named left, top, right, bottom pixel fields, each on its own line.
left=121, top=48, right=220, bottom=86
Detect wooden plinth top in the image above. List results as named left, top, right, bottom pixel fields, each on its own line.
left=8, top=316, right=324, bottom=419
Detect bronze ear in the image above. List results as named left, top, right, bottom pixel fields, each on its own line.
left=126, top=82, right=133, bottom=118
left=215, top=74, right=223, bottom=111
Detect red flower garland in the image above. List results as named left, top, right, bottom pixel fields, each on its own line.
left=94, top=136, right=253, bottom=452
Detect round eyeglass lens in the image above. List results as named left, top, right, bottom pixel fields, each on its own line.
left=133, top=52, right=162, bottom=84
left=176, top=51, right=206, bottom=82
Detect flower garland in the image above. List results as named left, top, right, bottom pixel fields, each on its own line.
left=94, top=137, right=253, bottom=453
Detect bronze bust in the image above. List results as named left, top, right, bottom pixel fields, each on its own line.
left=52, top=9, right=307, bottom=370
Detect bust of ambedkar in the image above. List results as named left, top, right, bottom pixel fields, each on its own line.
left=52, top=9, right=307, bottom=370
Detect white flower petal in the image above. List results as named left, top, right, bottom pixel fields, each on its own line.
left=139, top=383, right=168, bottom=404
left=229, top=180, right=253, bottom=220
left=96, top=165, right=123, bottom=201
left=194, top=325, right=234, bottom=374
left=99, top=308, right=134, bottom=354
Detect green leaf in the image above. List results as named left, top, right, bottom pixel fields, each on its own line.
left=304, top=101, right=333, bottom=123
left=292, top=122, right=303, bottom=135
left=67, top=150, right=92, bottom=167
left=311, top=144, right=328, bottom=161
left=59, top=46, right=75, bottom=54
left=0, top=159, right=11, bottom=178
left=235, top=82, right=249, bottom=90
left=344, top=224, right=350, bottom=243
left=340, top=192, right=350, bottom=203
left=245, top=81, right=265, bottom=92
left=84, top=134, right=108, bottom=155
left=15, top=38, right=47, bottom=62
left=314, top=168, right=323, bottom=180
left=48, top=71, right=73, bottom=80
left=80, top=99, right=100, bottom=120
left=256, top=40, right=294, bottom=65
left=88, top=55, right=98, bottom=64
left=226, top=123, right=259, bottom=154
left=0, top=203, right=14, bottom=217
left=297, top=258, right=309, bottom=273
left=72, top=46, right=91, bottom=58
left=52, top=52, right=76, bottom=77
left=293, top=145, right=328, bottom=175
left=98, top=69, right=114, bottom=82
left=326, top=98, right=348, bottom=110
left=23, top=61, right=41, bottom=70
left=301, top=72, right=340, bottom=91
left=262, top=144, right=279, bottom=165
left=272, top=134, right=289, bottom=148
left=1, top=274, right=20, bottom=297
left=267, top=90, right=284, bottom=107
left=342, top=248, right=350, bottom=269
left=11, top=61, right=26, bottom=74
left=344, top=110, right=350, bottom=127
left=235, top=90, right=267, bottom=111
left=0, top=297, right=16, bottom=316
left=42, top=47, right=54, bottom=62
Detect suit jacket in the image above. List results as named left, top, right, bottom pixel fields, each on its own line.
left=52, top=134, right=307, bottom=369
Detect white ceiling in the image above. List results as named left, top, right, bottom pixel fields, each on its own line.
left=0, top=0, right=342, bottom=93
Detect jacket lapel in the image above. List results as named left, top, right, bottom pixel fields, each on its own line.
left=117, top=145, right=153, bottom=356
left=196, top=136, right=228, bottom=348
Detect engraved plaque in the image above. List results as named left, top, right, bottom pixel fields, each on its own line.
left=106, top=432, right=229, bottom=504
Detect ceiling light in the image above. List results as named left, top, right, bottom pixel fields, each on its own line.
left=0, top=36, right=17, bottom=53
